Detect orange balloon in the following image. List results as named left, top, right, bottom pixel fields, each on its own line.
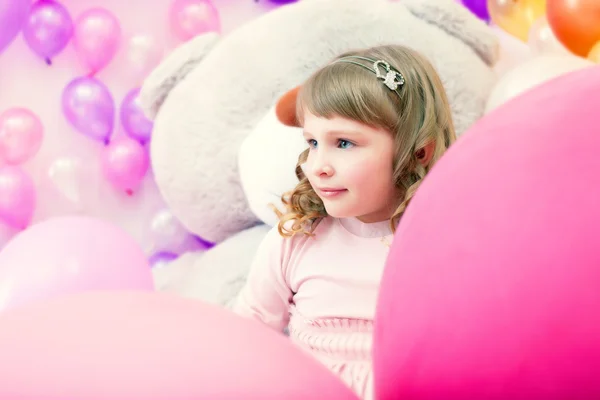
left=589, top=41, right=600, bottom=63
left=488, top=0, right=547, bottom=42
left=547, top=0, right=600, bottom=57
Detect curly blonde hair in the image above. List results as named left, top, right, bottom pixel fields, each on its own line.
left=275, top=45, right=456, bottom=237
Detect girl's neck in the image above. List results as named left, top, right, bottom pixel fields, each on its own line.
left=337, top=217, right=392, bottom=238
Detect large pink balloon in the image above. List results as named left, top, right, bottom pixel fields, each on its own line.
left=73, top=8, right=121, bottom=74
left=0, top=107, right=44, bottom=164
left=0, top=291, right=358, bottom=399
left=0, top=216, right=153, bottom=311
left=373, top=67, right=600, bottom=399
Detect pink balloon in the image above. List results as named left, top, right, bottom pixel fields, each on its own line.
left=100, top=136, right=149, bottom=195
left=0, top=166, right=36, bottom=229
left=374, top=67, right=600, bottom=399
left=0, top=291, right=358, bottom=399
left=73, top=8, right=121, bottom=75
left=0, top=216, right=153, bottom=312
left=0, top=107, right=44, bottom=165
left=169, top=0, right=220, bottom=42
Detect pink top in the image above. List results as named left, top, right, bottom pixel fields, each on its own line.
left=233, top=216, right=393, bottom=399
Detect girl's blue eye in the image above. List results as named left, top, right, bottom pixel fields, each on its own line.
left=338, top=139, right=354, bottom=149
left=307, top=139, right=318, bottom=148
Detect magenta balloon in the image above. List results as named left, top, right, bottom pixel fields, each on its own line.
left=22, top=0, right=73, bottom=64
left=62, top=76, right=115, bottom=143
left=374, top=67, right=600, bottom=399
left=169, top=0, right=220, bottom=42
left=100, top=136, right=149, bottom=195
left=120, top=88, right=153, bottom=143
left=0, top=216, right=153, bottom=312
left=72, top=7, right=121, bottom=74
left=0, top=107, right=44, bottom=165
left=0, top=0, right=30, bottom=53
left=0, top=166, right=36, bottom=230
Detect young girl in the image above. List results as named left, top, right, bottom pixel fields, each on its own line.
left=233, top=45, right=456, bottom=399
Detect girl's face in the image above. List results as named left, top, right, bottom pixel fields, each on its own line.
left=302, top=112, right=400, bottom=223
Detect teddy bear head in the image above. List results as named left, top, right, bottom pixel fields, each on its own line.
left=140, top=0, right=499, bottom=244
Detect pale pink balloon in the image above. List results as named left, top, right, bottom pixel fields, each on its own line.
left=0, top=166, right=36, bottom=229
left=0, top=108, right=44, bottom=165
left=100, top=136, right=149, bottom=195
left=73, top=8, right=121, bottom=75
left=0, top=291, right=359, bottom=399
left=169, top=0, right=220, bottom=42
left=0, top=216, right=153, bottom=312
left=124, top=33, right=164, bottom=83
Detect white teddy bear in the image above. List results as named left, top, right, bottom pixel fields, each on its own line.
left=141, top=0, right=499, bottom=305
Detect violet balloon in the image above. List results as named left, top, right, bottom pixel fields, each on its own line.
left=62, top=76, right=115, bottom=143
left=120, top=88, right=153, bottom=143
left=0, top=108, right=44, bottom=165
left=100, top=136, right=149, bottom=195
left=73, top=8, right=121, bottom=75
left=0, top=166, right=36, bottom=230
left=22, top=0, right=73, bottom=65
left=461, top=0, right=490, bottom=22
left=146, top=208, right=213, bottom=256
left=169, top=0, right=220, bottom=42
left=149, top=251, right=179, bottom=269
left=0, top=0, right=30, bottom=53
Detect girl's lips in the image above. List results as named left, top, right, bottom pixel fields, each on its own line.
left=318, top=188, right=348, bottom=198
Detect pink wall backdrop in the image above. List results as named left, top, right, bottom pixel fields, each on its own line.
left=0, top=0, right=280, bottom=258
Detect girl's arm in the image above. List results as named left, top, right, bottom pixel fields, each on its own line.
left=233, top=226, right=293, bottom=333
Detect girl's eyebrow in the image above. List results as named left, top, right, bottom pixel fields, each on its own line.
left=303, top=130, right=363, bottom=138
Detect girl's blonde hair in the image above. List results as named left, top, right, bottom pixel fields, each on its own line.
left=275, top=44, right=456, bottom=237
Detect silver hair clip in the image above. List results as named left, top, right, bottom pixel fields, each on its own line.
left=333, top=56, right=405, bottom=92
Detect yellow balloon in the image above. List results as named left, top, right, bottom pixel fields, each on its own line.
left=488, top=0, right=547, bottom=42
left=588, top=41, right=600, bottom=64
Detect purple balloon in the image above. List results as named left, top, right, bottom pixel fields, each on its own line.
left=460, top=0, right=490, bottom=22
left=62, top=76, right=115, bottom=143
left=149, top=251, right=179, bottom=269
left=120, top=88, right=153, bottom=143
left=0, top=0, right=30, bottom=53
left=0, top=0, right=31, bottom=53
left=23, top=0, right=73, bottom=64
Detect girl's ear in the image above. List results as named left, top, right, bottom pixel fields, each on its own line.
left=417, top=141, right=436, bottom=166
left=275, top=86, right=301, bottom=127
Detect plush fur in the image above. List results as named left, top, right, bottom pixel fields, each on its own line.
left=143, top=0, right=499, bottom=305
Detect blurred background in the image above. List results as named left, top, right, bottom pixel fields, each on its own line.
left=0, top=0, right=597, bottom=268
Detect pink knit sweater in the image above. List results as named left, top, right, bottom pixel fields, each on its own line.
left=233, top=217, right=393, bottom=399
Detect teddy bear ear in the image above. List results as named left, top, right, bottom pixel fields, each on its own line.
left=139, top=32, right=220, bottom=120
left=275, top=86, right=301, bottom=128
left=402, top=0, right=499, bottom=67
